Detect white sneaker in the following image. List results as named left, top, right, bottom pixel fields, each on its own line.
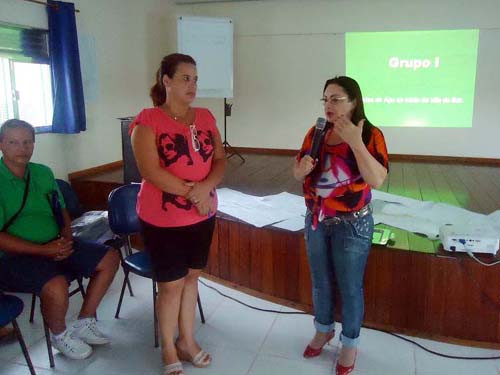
left=71, top=318, right=110, bottom=345
left=51, top=330, right=93, bottom=360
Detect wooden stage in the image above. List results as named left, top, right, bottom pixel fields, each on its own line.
left=70, top=153, right=500, bottom=347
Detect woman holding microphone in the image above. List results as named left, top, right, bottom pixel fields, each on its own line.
left=294, top=76, right=388, bottom=375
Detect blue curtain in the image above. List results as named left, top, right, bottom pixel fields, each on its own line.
left=47, top=0, right=86, bottom=133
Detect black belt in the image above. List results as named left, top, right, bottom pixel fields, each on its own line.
left=321, top=204, right=372, bottom=225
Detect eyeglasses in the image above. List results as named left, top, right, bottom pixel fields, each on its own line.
left=320, top=96, right=348, bottom=105
left=189, top=124, right=200, bottom=152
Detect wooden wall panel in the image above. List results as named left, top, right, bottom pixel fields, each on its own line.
left=70, top=180, right=121, bottom=211
left=205, top=217, right=500, bottom=347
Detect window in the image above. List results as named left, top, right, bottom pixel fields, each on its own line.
left=0, top=24, right=53, bottom=131
left=0, top=58, right=53, bottom=129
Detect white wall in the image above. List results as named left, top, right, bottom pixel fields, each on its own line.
left=2, top=0, right=498, bottom=179
left=65, top=0, right=178, bottom=174
left=0, top=0, right=47, bottom=29
left=0, top=0, right=179, bottom=177
left=0, top=0, right=69, bottom=177
left=180, top=0, right=500, bottom=158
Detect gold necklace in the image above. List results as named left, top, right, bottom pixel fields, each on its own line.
left=164, top=104, right=189, bottom=122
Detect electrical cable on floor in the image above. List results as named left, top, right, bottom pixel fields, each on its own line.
left=199, top=279, right=500, bottom=361
left=199, top=279, right=307, bottom=315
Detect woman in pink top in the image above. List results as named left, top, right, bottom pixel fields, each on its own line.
left=130, top=53, right=226, bottom=375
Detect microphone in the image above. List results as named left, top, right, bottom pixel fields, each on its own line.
left=308, top=117, right=327, bottom=160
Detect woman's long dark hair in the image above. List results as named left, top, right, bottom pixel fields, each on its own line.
left=323, top=76, right=374, bottom=145
left=150, top=53, right=196, bottom=107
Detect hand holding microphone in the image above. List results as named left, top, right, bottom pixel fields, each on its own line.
left=309, top=117, right=327, bottom=160
left=294, top=155, right=316, bottom=181
left=294, top=117, right=328, bottom=181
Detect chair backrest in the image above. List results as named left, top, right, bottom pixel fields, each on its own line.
left=108, top=184, right=141, bottom=236
left=56, top=179, right=85, bottom=219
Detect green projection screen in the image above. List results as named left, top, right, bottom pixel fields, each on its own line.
left=346, top=30, right=479, bottom=127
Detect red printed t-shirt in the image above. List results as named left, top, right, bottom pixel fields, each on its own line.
left=129, top=107, right=219, bottom=228
left=298, top=124, right=389, bottom=229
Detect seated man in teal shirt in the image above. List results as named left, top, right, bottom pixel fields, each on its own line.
left=0, top=119, right=120, bottom=360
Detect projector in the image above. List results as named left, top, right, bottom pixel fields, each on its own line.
left=439, top=224, right=499, bottom=255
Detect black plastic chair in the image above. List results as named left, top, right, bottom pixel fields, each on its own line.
left=0, top=292, right=36, bottom=375
left=56, top=179, right=85, bottom=219
left=108, top=184, right=206, bottom=348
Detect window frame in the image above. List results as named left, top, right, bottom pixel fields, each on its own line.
left=0, top=56, right=54, bottom=133
left=0, top=23, right=53, bottom=132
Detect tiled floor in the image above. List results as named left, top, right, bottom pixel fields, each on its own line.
left=2, top=274, right=499, bottom=375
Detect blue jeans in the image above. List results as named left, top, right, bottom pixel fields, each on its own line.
left=304, top=212, right=374, bottom=348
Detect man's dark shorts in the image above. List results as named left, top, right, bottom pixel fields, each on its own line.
left=0, top=238, right=111, bottom=295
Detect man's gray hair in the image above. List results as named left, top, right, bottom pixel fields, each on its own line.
left=0, top=119, right=35, bottom=142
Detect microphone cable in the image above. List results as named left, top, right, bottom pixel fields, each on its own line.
left=198, top=279, right=500, bottom=361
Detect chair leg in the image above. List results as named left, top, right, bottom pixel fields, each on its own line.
left=152, top=279, right=159, bottom=348
left=115, top=270, right=129, bottom=319
left=126, top=237, right=133, bottom=256
left=126, top=275, right=134, bottom=297
left=77, top=278, right=86, bottom=298
left=29, top=293, right=36, bottom=323
left=12, top=319, right=36, bottom=375
left=117, top=246, right=134, bottom=297
left=42, top=319, right=55, bottom=368
left=197, top=293, right=206, bottom=324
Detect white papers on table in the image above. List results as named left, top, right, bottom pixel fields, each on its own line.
left=371, top=190, right=500, bottom=239
left=216, top=188, right=500, bottom=238
left=216, top=188, right=306, bottom=230
left=272, top=215, right=306, bottom=231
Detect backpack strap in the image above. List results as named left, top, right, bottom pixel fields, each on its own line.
left=1, top=170, right=30, bottom=232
